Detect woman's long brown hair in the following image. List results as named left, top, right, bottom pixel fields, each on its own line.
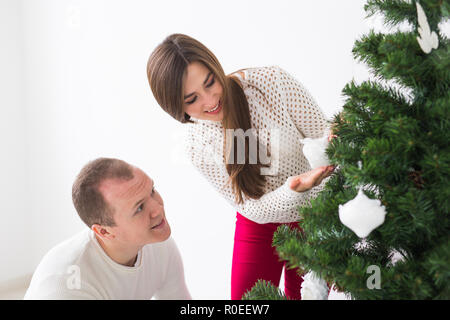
left=147, top=34, right=266, bottom=204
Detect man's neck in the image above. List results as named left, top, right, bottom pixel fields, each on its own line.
left=94, top=235, right=140, bottom=267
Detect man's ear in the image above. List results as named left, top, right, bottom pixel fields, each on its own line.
left=91, top=224, right=115, bottom=241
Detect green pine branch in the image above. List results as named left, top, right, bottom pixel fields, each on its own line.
left=365, top=0, right=418, bottom=28
left=241, top=280, right=288, bottom=300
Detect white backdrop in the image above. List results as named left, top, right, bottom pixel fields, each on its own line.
left=0, top=0, right=375, bottom=299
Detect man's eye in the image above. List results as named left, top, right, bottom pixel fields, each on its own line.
left=151, top=186, right=156, bottom=195
left=136, top=203, right=144, bottom=214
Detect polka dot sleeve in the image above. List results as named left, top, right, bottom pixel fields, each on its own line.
left=270, top=66, right=330, bottom=139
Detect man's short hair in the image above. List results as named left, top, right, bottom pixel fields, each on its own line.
left=72, top=158, right=134, bottom=228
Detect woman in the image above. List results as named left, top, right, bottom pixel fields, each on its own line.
left=147, top=34, right=334, bottom=300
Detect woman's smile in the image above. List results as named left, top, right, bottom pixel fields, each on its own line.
left=205, top=99, right=222, bottom=114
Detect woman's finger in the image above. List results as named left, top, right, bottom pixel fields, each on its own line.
left=298, top=167, right=327, bottom=191
left=313, top=166, right=334, bottom=186
left=313, top=167, right=329, bottom=186
left=290, top=166, right=335, bottom=192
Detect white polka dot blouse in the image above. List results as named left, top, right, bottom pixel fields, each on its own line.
left=185, top=66, right=330, bottom=224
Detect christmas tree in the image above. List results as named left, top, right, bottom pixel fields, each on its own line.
left=244, top=0, right=449, bottom=300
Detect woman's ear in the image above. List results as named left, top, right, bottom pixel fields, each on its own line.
left=91, top=224, right=114, bottom=240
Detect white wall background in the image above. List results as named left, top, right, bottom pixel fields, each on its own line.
left=0, top=0, right=375, bottom=299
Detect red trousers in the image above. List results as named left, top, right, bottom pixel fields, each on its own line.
left=231, top=212, right=304, bottom=300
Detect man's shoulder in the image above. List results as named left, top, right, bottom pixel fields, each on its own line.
left=40, top=228, right=94, bottom=267
left=24, top=229, right=101, bottom=299
left=23, top=273, right=99, bottom=300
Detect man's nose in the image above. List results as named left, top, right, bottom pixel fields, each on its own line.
left=148, top=201, right=163, bottom=218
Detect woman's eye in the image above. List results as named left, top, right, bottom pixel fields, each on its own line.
left=206, top=77, right=215, bottom=88
left=185, top=77, right=214, bottom=104
left=186, top=97, right=197, bottom=105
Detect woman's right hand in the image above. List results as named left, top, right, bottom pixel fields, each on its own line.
left=289, top=165, right=335, bottom=192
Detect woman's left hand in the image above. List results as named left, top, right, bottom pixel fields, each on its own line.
left=289, top=165, right=335, bottom=193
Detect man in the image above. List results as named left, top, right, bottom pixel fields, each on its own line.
left=24, top=158, right=191, bottom=299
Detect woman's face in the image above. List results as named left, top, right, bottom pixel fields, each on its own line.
left=182, top=61, right=224, bottom=121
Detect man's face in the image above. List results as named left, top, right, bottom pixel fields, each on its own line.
left=98, top=167, right=171, bottom=247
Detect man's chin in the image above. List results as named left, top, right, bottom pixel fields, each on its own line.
left=161, top=225, right=171, bottom=241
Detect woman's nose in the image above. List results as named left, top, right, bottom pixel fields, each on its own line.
left=202, top=95, right=216, bottom=109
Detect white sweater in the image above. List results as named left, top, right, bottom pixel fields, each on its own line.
left=186, top=66, right=329, bottom=224
left=24, top=229, right=191, bottom=300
